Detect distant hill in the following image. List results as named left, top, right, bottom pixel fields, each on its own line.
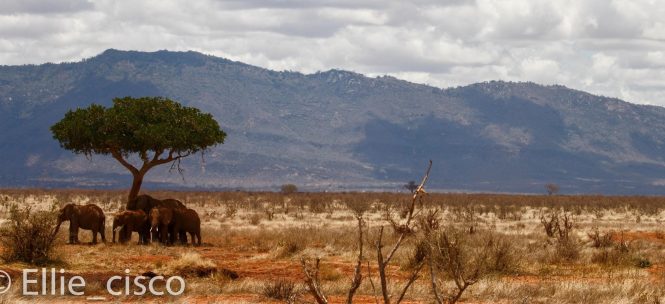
left=2, top=49, right=665, bottom=194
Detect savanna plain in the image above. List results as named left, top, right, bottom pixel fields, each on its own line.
left=0, top=189, right=664, bottom=303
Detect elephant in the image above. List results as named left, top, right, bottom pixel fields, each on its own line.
left=173, top=208, right=201, bottom=246
left=149, top=207, right=174, bottom=244
left=125, top=194, right=186, bottom=243
left=53, top=203, right=106, bottom=244
left=149, top=207, right=201, bottom=246
left=112, top=210, right=148, bottom=244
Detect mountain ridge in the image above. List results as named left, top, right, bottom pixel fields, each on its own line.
left=1, top=49, right=665, bottom=194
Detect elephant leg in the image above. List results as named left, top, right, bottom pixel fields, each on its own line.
left=166, top=226, right=174, bottom=244
left=180, top=231, right=188, bottom=245
left=92, top=229, right=98, bottom=244
left=69, top=226, right=78, bottom=244
left=143, top=223, right=151, bottom=244
left=118, top=226, right=128, bottom=244
left=160, top=225, right=168, bottom=244
left=100, top=226, right=106, bottom=243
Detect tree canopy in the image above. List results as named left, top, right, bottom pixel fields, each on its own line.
left=51, top=96, right=226, bottom=200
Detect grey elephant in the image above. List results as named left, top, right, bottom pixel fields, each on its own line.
left=112, top=210, right=148, bottom=244
left=53, top=203, right=106, bottom=244
left=125, top=194, right=186, bottom=243
left=150, top=207, right=201, bottom=246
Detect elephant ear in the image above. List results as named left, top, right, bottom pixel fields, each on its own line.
left=63, top=204, right=76, bottom=220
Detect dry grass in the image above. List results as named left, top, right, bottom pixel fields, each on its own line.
left=160, top=252, right=217, bottom=278
left=0, top=189, right=664, bottom=303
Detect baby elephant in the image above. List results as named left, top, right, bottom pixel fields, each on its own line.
left=150, top=207, right=201, bottom=246
left=54, top=203, right=106, bottom=244
left=112, top=210, right=148, bottom=244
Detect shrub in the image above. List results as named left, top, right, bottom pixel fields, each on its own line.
left=0, top=204, right=59, bottom=265
left=264, top=207, right=275, bottom=221
left=162, top=252, right=217, bottom=277
left=588, top=228, right=613, bottom=248
left=405, top=239, right=429, bottom=269
left=590, top=249, right=626, bottom=266
left=249, top=213, right=261, bottom=225
left=262, top=279, right=296, bottom=301
left=487, top=234, right=516, bottom=274
left=224, top=204, right=238, bottom=219
left=555, top=238, right=580, bottom=262
left=635, top=257, right=652, bottom=268
left=277, top=240, right=304, bottom=258
left=540, top=210, right=560, bottom=238
left=427, top=227, right=515, bottom=303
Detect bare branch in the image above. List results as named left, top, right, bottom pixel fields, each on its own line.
left=110, top=149, right=139, bottom=175
left=366, top=261, right=380, bottom=304
left=395, top=261, right=425, bottom=304
left=428, top=256, right=444, bottom=304
left=376, top=227, right=391, bottom=304
left=346, top=215, right=364, bottom=304
left=300, top=258, right=328, bottom=304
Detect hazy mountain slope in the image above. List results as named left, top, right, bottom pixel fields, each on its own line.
left=1, top=49, right=665, bottom=194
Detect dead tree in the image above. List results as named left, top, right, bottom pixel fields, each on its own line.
left=427, top=228, right=493, bottom=304
left=374, top=160, right=432, bottom=304
left=301, top=207, right=365, bottom=304
left=301, top=160, right=432, bottom=304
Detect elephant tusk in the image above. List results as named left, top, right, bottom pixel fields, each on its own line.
left=113, top=225, right=124, bottom=232
left=150, top=226, right=155, bottom=232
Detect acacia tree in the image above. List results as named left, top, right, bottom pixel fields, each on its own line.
left=51, top=96, right=226, bottom=201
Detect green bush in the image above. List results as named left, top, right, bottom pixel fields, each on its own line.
left=280, top=184, right=298, bottom=195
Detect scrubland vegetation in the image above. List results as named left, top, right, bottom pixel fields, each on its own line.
left=0, top=188, right=665, bottom=303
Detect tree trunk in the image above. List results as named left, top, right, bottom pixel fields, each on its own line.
left=128, top=172, right=145, bottom=202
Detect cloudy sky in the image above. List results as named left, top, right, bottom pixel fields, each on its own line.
left=1, top=0, right=665, bottom=105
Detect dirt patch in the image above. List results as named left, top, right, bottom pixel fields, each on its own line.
left=611, top=231, right=665, bottom=244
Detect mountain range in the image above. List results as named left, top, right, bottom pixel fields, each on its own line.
left=2, top=49, right=665, bottom=194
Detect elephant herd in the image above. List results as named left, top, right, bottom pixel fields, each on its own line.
left=53, top=194, right=201, bottom=246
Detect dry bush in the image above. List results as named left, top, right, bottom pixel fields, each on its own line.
left=554, top=238, right=580, bottom=262
left=0, top=204, right=59, bottom=265
left=428, top=227, right=515, bottom=304
left=262, top=279, right=297, bottom=301
left=588, top=228, right=614, bottom=248
left=224, top=204, right=238, bottom=219
left=248, top=213, right=261, bottom=225
left=590, top=248, right=628, bottom=266
left=277, top=240, right=304, bottom=258
left=540, top=210, right=560, bottom=237
left=162, top=252, right=217, bottom=277
left=264, top=207, right=275, bottom=220
left=308, top=198, right=326, bottom=214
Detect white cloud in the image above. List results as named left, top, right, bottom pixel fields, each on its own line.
left=0, top=0, right=664, bottom=105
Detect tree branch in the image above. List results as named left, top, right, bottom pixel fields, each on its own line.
left=301, top=258, right=328, bottom=304
left=395, top=261, right=424, bottom=304
left=376, top=227, right=391, bottom=304
left=428, top=256, right=444, bottom=304
left=346, top=215, right=364, bottom=304
left=148, top=150, right=191, bottom=168
left=366, top=261, right=380, bottom=304
left=110, top=149, right=139, bottom=175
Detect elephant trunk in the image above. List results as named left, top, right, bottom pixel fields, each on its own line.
left=50, top=220, right=62, bottom=240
